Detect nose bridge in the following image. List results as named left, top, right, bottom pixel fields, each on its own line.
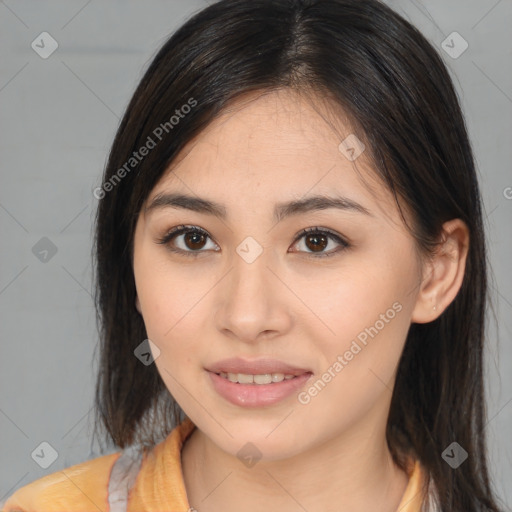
left=215, top=241, right=289, bottom=341
left=229, top=241, right=273, bottom=310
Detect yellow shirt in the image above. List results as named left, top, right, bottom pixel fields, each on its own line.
left=2, top=418, right=429, bottom=511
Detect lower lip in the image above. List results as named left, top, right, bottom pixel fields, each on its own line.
left=207, top=371, right=313, bottom=407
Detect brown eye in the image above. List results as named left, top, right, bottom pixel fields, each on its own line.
left=304, top=233, right=328, bottom=252
left=157, top=225, right=218, bottom=256
left=291, top=227, right=349, bottom=258
left=183, top=231, right=208, bottom=250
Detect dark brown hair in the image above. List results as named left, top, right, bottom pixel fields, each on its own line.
left=92, top=1, right=503, bottom=510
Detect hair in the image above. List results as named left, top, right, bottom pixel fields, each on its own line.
left=92, top=0, right=503, bottom=510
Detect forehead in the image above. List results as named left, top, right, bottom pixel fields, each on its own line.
left=147, top=89, right=397, bottom=221
left=168, top=89, right=354, bottom=174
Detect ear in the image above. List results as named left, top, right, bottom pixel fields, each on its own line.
left=411, top=219, right=469, bottom=323
left=135, top=295, right=142, bottom=314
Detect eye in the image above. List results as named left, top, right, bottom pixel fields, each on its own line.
left=290, top=227, right=350, bottom=258
left=156, top=225, right=350, bottom=258
left=156, top=225, right=218, bottom=257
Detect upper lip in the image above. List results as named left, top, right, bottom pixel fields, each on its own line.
left=206, top=357, right=312, bottom=376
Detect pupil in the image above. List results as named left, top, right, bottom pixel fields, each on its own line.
left=307, top=234, right=327, bottom=252
left=186, top=232, right=205, bottom=250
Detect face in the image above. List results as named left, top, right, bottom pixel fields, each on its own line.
left=133, top=89, right=424, bottom=460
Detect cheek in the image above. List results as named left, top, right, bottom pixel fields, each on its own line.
left=135, top=266, right=201, bottom=397
left=299, top=301, right=411, bottom=433
left=133, top=248, right=213, bottom=374
left=303, top=254, right=416, bottom=395
left=134, top=246, right=187, bottom=337
left=305, top=262, right=408, bottom=342
left=319, top=288, right=409, bottom=383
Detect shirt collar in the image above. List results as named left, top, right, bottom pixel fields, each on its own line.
left=134, top=417, right=430, bottom=512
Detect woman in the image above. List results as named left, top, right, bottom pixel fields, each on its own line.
left=3, top=0, right=504, bottom=510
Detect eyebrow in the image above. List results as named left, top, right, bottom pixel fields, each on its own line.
left=145, top=192, right=372, bottom=222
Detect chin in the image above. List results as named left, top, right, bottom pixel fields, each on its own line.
left=200, top=415, right=311, bottom=462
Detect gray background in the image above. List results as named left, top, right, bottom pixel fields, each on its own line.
left=0, top=0, right=511, bottom=508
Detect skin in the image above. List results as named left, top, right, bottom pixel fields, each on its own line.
left=132, top=89, right=469, bottom=512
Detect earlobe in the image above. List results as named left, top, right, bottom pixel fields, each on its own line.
left=411, top=219, right=469, bottom=324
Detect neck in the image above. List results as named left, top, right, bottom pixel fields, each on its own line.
left=181, top=413, right=410, bottom=512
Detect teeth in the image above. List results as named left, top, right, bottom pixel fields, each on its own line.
left=238, top=373, right=254, bottom=384
left=219, top=372, right=296, bottom=384
left=254, top=374, right=272, bottom=384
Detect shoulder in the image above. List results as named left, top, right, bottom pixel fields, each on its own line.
left=1, top=451, right=121, bottom=512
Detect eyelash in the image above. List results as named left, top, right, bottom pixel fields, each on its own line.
left=156, top=225, right=350, bottom=259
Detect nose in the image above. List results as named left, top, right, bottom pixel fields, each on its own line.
left=214, top=247, right=293, bottom=344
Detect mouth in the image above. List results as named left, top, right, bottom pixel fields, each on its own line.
left=206, top=356, right=312, bottom=377
left=214, top=371, right=301, bottom=384
left=205, top=357, right=313, bottom=407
